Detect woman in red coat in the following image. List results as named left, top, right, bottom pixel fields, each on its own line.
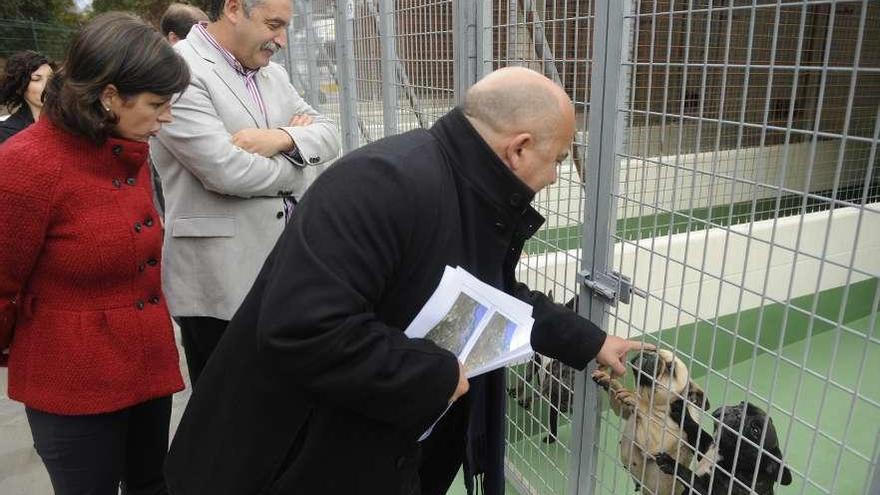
left=0, top=12, right=190, bottom=495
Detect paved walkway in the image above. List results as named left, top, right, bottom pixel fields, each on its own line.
left=0, top=328, right=487, bottom=495
left=0, top=327, right=192, bottom=495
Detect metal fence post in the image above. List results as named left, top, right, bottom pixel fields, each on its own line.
left=453, top=0, right=492, bottom=101
left=452, top=0, right=471, bottom=105
left=507, top=0, right=518, bottom=62
left=377, top=0, right=398, bottom=136
left=283, top=24, right=295, bottom=88
left=476, top=1, right=493, bottom=80
left=569, top=0, right=629, bottom=494
left=298, top=0, right=322, bottom=106
left=335, top=0, right=360, bottom=152
left=522, top=0, right=562, bottom=85
left=30, top=19, right=40, bottom=52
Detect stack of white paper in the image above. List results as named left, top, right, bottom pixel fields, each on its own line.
left=405, top=266, right=535, bottom=378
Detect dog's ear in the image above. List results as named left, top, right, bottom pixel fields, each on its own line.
left=547, top=290, right=554, bottom=302
left=687, top=380, right=710, bottom=411
left=762, top=444, right=793, bottom=486
left=780, top=465, right=793, bottom=486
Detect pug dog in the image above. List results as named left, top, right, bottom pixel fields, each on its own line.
left=654, top=401, right=793, bottom=495
left=592, top=349, right=710, bottom=495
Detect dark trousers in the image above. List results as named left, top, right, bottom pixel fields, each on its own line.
left=26, top=396, right=172, bottom=495
left=177, top=316, right=228, bottom=385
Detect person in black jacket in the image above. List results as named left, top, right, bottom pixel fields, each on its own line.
left=164, top=66, right=652, bottom=495
left=0, top=50, right=54, bottom=144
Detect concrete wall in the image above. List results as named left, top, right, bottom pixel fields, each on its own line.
left=541, top=133, right=868, bottom=229
left=517, top=202, right=880, bottom=337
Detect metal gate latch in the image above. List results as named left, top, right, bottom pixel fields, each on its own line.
left=577, top=270, right=647, bottom=307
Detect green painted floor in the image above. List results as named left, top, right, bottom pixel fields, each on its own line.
left=496, top=311, right=879, bottom=495
left=699, top=312, right=879, bottom=495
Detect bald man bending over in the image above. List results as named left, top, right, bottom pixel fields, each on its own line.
left=164, top=67, right=651, bottom=495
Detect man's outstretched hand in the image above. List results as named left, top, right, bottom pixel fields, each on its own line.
left=595, top=335, right=655, bottom=377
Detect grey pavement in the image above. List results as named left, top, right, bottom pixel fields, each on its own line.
left=0, top=327, right=475, bottom=495
left=0, top=326, right=192, bottom=495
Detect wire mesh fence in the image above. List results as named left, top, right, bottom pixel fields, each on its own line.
left=600, top=1, right=880, bottom=495
left=0, top=18, right=75, bottom=62
left=1, top=1, right=876, bottom=493
left=285, top=1, right=342, bottom=138
left=274, top=1, right=879, bottom=494
left=283, top=0, right=455, bottom=152
left=492, top=2, right=597, bottom=494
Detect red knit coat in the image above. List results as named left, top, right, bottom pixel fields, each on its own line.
left=0, top=119, right=183, bottom=415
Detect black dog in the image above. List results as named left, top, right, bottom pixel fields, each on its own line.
left=655, top=401, right=793, bottom=495
left=511, top=354, right=575, bottom=444
left=507, top=294, right=576, bottom=444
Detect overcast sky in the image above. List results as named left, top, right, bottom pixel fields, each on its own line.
left=74, top=0, right=92, bottom=11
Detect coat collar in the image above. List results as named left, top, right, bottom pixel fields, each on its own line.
left=183, top=24, right=263, bottom=127
left=0, top=105, right=34, bottom=136
left=39, top=119, right=149, bottom=175
left=8, top=105, right=35, bottom=127
left=430, top=107, right=544, bottom=236
left=102, top=135, right=150, bottom=174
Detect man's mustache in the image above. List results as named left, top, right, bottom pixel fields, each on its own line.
left=261, top=41, right=281, bottom=53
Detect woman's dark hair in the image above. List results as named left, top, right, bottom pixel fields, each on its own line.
left=43, top=12, right=191, bottom=144
left=0, top=50, right=55, bottom=112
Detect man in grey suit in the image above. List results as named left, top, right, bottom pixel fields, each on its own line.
left=151, top=0, right=340, bottom=383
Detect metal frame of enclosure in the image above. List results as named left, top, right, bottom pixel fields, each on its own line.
left=278, top=1, right=880, bottom=494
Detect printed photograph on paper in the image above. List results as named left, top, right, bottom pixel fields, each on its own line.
left=463, top=312, right=517, bottom=373
left=424, top=292, right=487, bottom=357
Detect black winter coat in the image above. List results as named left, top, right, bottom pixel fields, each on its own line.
left=164, top=108, right=607, bottom=495
left=0, top=106, right=35, bottom=144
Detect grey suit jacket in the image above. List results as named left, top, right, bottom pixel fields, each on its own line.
left=151, top=27, right=340, bottom=320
